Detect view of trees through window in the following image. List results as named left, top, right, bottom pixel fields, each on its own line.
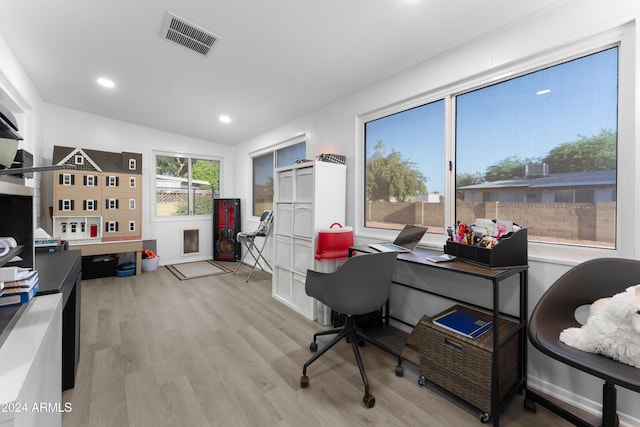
left=155, top=154, right=220, bottom=217
left=365, top=47, right=618, bottom=248
left=456, top=47, right=618, bottom=248
left=365, top=100, right=445, bottom=233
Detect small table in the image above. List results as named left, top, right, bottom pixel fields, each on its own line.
left=70, top=240, right=143, bottom=275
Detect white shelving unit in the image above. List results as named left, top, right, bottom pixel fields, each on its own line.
left=272, top=161, right=346, bottom=320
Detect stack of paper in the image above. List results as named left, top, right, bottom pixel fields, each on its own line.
left=0, top=270, right=39, bottom=307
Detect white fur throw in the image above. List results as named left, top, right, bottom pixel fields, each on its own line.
left=559, top=284, right=640, bottom=368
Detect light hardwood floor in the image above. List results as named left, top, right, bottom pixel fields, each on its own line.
left=62, top=262, right=571, bottom=427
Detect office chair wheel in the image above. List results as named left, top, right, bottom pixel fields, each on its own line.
left=363, top=393, right=375, bottom=408
left=395, top=365, right=404, bottom=377
left=300, top=375, right=309, bottom=388
left=479, top=412, right=491, bottom=423
left=309, top=342, right=318, bottom=352
left=417, top=375, right=426, bottom=386
left=524, top=397, right=536, bottom=413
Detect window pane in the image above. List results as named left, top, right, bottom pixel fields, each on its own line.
left=276, top=141, right=306, bottom=168
left=156, top=155, right=189, bottom=216
left=191, top=158, right=219, bottom=215
left=253, top=152, right=274, bottom=216
left=364, top=100, right=445, bottom=233
left=455, top=48, right=618, bottom=248
left=155, top=155, right=219, bottom=217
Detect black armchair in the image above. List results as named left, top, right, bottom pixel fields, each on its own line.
left=527, top=257, right=640, bottom=427
left=300, top=251, right=403, bottom=408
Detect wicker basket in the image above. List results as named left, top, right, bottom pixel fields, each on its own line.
left=420, top=305, right=520, bottom=415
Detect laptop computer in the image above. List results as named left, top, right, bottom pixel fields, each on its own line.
left=368, top=225, right=428, bottom=253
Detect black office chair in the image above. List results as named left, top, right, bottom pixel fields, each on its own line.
left=527, top=258, right=640, bottom=427
left=300, top=251, right=403, bottom=408
left=233, top=210, right=273, bottom=282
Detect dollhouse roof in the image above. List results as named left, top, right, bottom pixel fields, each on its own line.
left=53, top=145, right=142, bottom=174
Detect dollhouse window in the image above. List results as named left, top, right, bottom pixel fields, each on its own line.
left=81, top=222, right=86, bottom=232
left=129, top=221, right=135, bottom=232
left=106, top=221, right=118, bottom=232
left=85, top=175, right=96, bottom=186
left=129, top=159, right=136, bottom=170
left=61, top=222, right=67, bottom=233
left=129, top=199, right=136, bottom=210
left=75, top=155, right=84, bottom=165
left=85, top=200, right=95, bottom=211
left=62, top=199, right=72, bottom=211
left=70, top=223, right=77, bottom=233
left=107, top=176, right=118, bottom=187
left=107, top=199, right=118, bottom=210
left=62, top=174, right=73, bottom=186
left=129, top=177, right=136, bottom=187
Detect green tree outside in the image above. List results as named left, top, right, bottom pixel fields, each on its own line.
left=366, top=141, right=427, bottom=202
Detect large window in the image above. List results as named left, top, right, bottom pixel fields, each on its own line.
left=364, top=100, right=445, bottom=233
left=155, top=154, right=220, bottom=217
left=363, top=45, right=619, bottom=250
left=252, top=139, right=306, bottom=216
left=456, top=47, right=618, bottom=248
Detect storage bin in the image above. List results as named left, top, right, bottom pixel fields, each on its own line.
left=315, top=222, right=354, bottom=260
left=444, top=227, right=528, bottom=269
left=420, top=305, right=520, bottom=416
left=141, top=256, right=159, bottom=272
left=116, top=262, right=136, bottom=277
left=314, top=223, right=353, bottom=325
left=82, top=255, right=117, bottom=279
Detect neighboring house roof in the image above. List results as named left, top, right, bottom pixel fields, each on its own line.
left=52, top=145, right=142, bottom=174
left=458, top=169, right=616, bottom=191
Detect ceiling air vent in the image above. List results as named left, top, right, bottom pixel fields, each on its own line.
left=161, top=12, right=219, bottom=56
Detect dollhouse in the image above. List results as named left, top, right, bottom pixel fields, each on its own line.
left=51, top=146, right=142, bottom=244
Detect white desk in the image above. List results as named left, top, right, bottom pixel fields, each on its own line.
left=0, top=294, right=63, bottom=427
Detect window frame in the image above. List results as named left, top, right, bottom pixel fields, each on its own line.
left=356, top=24, right=633, bottom=264
left=250, top=134, right=306, bottom=217
left=152, top=151, right=222, bottom=221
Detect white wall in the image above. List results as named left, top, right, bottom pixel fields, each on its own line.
left=41, top=104, right=235, bottom=265
left=0, top=33, right=46, bottom=228
left=233, top=0, right=640, bottom=424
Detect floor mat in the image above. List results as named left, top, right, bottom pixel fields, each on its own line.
left=166, top=260, right=231, bottom=280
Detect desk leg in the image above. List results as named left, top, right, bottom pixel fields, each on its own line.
left=135, top=251, right=142, bottom=275
left=492, top=278, right=500, bottom=427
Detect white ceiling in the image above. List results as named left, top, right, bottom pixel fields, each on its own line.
left=0, top=0, right=562, bottom=145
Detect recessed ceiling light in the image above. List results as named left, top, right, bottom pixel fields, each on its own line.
left=97, top=77, right=115, bottom=89
left=536, top=89, right=551, bottom=95
left=219, top=115, right=231, bottom=123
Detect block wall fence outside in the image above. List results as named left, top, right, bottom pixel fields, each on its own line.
left=367, top=201, right=616, bottom=245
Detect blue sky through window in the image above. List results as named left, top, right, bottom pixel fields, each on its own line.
left=365, top=47, right=618, bottom=195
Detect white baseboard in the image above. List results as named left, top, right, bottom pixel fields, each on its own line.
left=527, top=375, right=640, bottom=427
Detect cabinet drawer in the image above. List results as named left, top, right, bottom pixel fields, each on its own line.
left=293, top=204, right=313, bottom=238
left=277, top=170, right=293, bottom=202
left=275, top=235, right=292, bottom=269
left=295, top=167, right=314, bottom=203
left=293, top=272, right=315, bottom=320
left=293, top=238, right=312, bottom=274
left=274, top=267, right=292, bottom=301
left=275, top=203, right=292, bottom=235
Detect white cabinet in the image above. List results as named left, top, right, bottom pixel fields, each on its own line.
left=272, top=161, right=346, bottom=320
